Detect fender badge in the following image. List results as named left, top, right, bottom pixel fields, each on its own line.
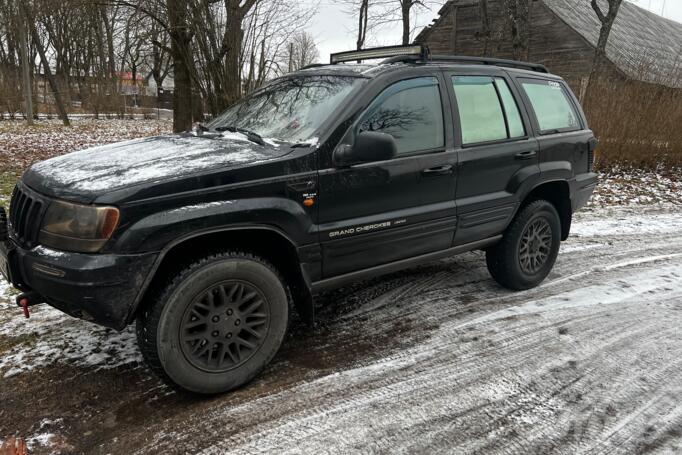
left=303, top=192, right=316, bottom=207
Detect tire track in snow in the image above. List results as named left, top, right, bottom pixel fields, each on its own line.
left=151, top=255, right=682, bottom=454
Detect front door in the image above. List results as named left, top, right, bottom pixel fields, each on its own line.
left=318, top=74, right=457, bottom=278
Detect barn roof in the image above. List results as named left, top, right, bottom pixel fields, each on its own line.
left=417, top=0, right=682, bottom=88
left=543, top=0, right=682, bottom=87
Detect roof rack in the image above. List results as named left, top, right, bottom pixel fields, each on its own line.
left=299, top=63, right=328, bottom=70
left=429, top=55, right=549, bottom=73
left=381, top=52, right=548, bottom=73
left=329, top=43, right=548, bottom=73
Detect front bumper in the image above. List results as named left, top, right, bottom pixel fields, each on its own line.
left=1, top=240, right=157, bottom=330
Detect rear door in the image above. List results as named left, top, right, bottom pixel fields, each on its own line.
left=515, top=77, right=593, bottom=180
left=444, top=70, right=540, bottom=245
left=317, top=72, right=457, bottom=278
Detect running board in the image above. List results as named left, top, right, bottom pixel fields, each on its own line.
left=311, top=236, right=502, bottom=294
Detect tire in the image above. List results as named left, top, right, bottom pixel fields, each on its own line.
left=136, top=251, right=289, bottom=394
left=486, top=200, right=562, bottom=291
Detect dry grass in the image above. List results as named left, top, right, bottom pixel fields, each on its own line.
left=583, top=77, right=682, bottom=170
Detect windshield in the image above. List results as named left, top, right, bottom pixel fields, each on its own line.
left=207, top=75, right=363, bottom=144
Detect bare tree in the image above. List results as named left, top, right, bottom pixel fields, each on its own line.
left=357, top=0, right=369, bottom=49
left=342, top=0, right=416, bottom=50
left=284, top=31, right=319, bottom=72
left=224, top=0, right=259, bottom=106
left=145, top=20, right=172, bottom=94
left=167, top=0, right=193, bottom=131
left=241, top=0, right=319, bottom=84
left=582, top=0, right=623, bottom=100
left=478, top=0, right=491, bottom=54
left=504, top=0, right=532, bottom=60
left=21, top=1, right=70, bottom=125
left=398, top=0, right=430, bottom=45
left=18, top=3, right=33, bottom=124
left=0, top=0, right=319, bottom=131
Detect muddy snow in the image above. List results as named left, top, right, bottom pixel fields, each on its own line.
left=1, top=203, right=681, bottom=454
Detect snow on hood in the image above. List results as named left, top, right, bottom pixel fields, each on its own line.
left=25, top=133, right=290, bottom=197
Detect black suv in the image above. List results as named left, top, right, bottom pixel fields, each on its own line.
left=0, top=46, right=597, bottom=393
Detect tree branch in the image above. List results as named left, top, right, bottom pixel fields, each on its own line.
left=591, top=0, right=606, bottom=24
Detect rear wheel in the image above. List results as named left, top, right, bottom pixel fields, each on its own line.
left=486, top=200, right=561, bottom=290
left=136, top=251, right=288, bottom=394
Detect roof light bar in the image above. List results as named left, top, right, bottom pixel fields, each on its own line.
left=330, top=45, right=428, bottom=64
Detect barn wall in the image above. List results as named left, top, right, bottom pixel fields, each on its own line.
left=417, top=0, right=622, bottom=90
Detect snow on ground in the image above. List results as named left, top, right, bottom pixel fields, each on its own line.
left=589, top=167, right=682, bottom=206
left=572, top=205, right=682, bottom=236
left=0, top=310, right=140, bottom=378
left=1, top=203, right=681, bottom=454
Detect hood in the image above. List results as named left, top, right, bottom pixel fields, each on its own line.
left=24, top=132, right=291, bottom=202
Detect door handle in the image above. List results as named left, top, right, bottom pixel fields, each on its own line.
left=421, top=165, right=453, bottom=176
left=515, top=150, right=537, bottom=160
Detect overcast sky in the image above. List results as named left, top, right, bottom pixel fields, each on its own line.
left=306, top=0, right=682, bottom=64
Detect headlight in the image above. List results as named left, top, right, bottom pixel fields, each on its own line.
left=38, top=201, right=120, bottom=253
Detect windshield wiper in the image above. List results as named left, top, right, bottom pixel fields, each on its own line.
left=215, top=125, right=266, bottom=146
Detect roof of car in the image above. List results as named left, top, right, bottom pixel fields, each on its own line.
left=291, top=60, right=562, bottom=80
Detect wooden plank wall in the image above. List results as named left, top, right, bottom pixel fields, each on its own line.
left=418, top=0, right=622, bottom=90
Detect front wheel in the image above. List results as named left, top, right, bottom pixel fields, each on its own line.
left=136, top=251, right=289, bottom=394
left=486, top=200, right=562, bottom=290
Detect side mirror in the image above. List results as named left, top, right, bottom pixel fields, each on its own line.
left=334, top=132, right=397, bottom=167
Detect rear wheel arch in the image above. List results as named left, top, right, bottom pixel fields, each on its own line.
left=519, top=180, right=572, bottom=240
left=130, top=226, right=313, bottom=326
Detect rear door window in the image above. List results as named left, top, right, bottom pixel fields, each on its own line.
left=520, top=79, right=581, bottom=133
left=452, top=76, right=526, bottom=145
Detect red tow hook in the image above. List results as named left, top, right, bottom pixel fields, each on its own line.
left=19, top=298, right=30, bottom=318
left=15, top=292, right=42, bottom=319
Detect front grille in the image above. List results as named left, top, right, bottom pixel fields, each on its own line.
left=587, top=149, right=595, bottom=171
left=9, top=184, right=45, bottom=248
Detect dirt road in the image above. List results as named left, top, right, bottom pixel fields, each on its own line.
left=1, top=204, right=681, bottom=454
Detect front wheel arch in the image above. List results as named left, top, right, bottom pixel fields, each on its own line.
left=129, top=227, right=313, bottom=326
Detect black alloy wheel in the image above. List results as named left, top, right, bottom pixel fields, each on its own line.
left=518, top=217, right=553, bottom=275
left=136, top=251, right=289, bottom=394
left=180, top=281, right=270, bottom=372
left=486, top=199, right=562, bottom=291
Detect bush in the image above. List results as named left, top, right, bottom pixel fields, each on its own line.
left=583, top=77, right=682, bottom=171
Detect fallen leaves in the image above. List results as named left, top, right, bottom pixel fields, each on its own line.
left=0, top=438, right=27, bottom=455
left=0, top=119, right=171, bottom=173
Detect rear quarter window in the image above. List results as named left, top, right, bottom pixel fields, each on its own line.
left=520, top=79, right=581, bottom=133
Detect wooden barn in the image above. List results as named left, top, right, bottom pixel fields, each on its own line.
left=416, top=0, right=682, bottom=92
